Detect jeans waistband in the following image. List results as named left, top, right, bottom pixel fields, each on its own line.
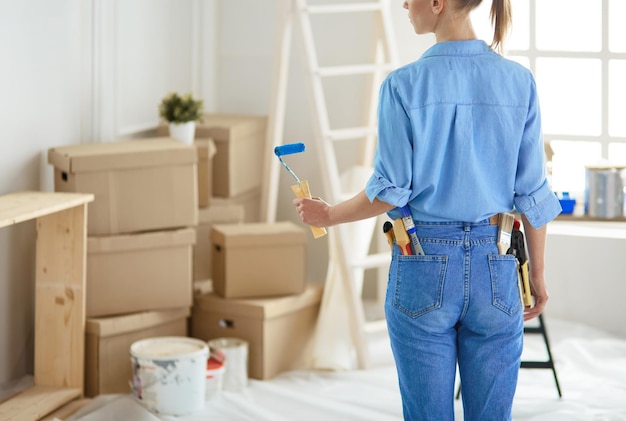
left=412, top=215, right=500, bottom=228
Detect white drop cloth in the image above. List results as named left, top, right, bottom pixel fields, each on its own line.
left=62, top=318, right=626, bottom=421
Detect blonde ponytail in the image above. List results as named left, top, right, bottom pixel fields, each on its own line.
left=489, top=0, right=512, bottom=53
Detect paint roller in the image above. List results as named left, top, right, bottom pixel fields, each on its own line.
left=274, top=142, right=327, bottom=239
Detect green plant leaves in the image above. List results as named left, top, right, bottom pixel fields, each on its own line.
left=158, top=92, right=204, bottom=123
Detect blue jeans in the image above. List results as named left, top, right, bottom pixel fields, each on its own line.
left=385, top=220, right=524, bottom=421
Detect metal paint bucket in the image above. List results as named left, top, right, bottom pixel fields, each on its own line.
left=207, top=337, right=248, bottom=392
left=206, top=356, right=225, bottom=400
left=130, top=336, right=208, bottom=416
left=585, top=165, right=626, bottom=219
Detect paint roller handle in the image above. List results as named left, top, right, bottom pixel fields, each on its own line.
left=291, top=180, right=327, bottom=239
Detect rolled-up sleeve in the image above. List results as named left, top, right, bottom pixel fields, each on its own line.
left=514, top=181, right=562, bottom=227
left=365, top=173, right=411, bottom=206
left=513, top=79, right=562, bottom=227
left=365, top=74, right=413, bottom=207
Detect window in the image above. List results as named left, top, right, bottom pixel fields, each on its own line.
left=472, top=0, right=626, bottom=197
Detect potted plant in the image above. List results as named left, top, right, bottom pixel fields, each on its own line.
left=158, top=92, right=204, bottom=144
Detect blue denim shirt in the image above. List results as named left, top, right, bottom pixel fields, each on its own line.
left=365, top=40, right=561, bottom=228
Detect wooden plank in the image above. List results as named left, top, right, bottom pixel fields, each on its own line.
left=0, top=191, right=93, bottom=228
left=0, top=386, right=81, bottom=421
left=40, top=398, right=92, bottom=421
left=35, top=204, right=87, bottom=389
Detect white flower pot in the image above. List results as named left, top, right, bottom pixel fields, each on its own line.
left=168, top=121, right=196, bottom=145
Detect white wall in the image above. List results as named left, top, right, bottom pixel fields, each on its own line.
left=544, top=222, right=626, bottom=338
left=0, top=0, right=216, bottom=389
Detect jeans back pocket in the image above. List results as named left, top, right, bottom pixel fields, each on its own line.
left=392, top=256, right=448, bottom=318
left=488, top=254, right=521, bottom=316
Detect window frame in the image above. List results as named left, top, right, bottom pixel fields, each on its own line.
left=505, top=0, right=626, bottom=159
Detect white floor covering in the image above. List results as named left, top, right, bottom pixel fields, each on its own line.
left=64, top=318, right=626, bottom=421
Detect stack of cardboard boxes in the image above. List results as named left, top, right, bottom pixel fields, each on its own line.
left=192, top=222, right=323, bottom=380
left=46, top=113, right=321, bottom=396
left=48, top=138, right=200, bottom=397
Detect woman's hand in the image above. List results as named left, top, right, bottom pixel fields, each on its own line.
left=293, top=197, right=331, bottom=227
left=523, top=273, right=549, bottom=321
left=521, top=214, right=550, bottom=321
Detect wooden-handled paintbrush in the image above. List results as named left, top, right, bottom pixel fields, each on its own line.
left=496, top=212, right=515, bottom=254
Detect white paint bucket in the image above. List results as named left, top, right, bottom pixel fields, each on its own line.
left=130, top=336, right=208, bottom=416
left=207, top=337, right=248, bottom=392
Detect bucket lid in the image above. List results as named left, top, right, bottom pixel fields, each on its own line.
left=585, top=162, right=626, bottom=170
left=130, top=336, right=208, bottom=360
left=207, top=337, right=248, bottom=350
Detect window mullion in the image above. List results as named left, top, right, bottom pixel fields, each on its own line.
left=601, top=0, right=610, bottom=158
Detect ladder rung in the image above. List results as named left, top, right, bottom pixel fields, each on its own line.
left=520, top=361, right=555, bottom=369
left=316, top=63, right=395, bottom=77
left=327, top=126, right=377, bottom=141
left=339, top=192, right=358, bottom=201
left=363, top=319, right=387, bottom=333
left=304, top=3, right=382, bottom=14
left=351, top=252, right=390, bottom=270
left=524, top=326, right=543, bottom=334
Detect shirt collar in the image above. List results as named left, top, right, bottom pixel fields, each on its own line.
left=421, top=40, right=493, bottom=59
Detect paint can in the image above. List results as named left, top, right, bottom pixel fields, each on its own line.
left=207, top=337, right=248, bottom=392
left=206, top=354, right=226, bottom=400
left=130, top=336, right=208, bottom=416
left=585, top=165, right=625, bottom=219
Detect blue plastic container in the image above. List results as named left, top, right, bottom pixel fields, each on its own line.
left=557, top=192, right=576, bottom=214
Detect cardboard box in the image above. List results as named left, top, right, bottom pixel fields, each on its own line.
left=48, top=138, right=198, bottom=235
left=160, top=114, right=267, bottom=198
left=87, top=228, right=195, bottom=317
left=194, top=204, right=245, bottom=281
left=208, top=186, right=261, bottom=222
left=85, top=307, right=190, bottom=397
left=192, top=284, right=322, bottom=380
left=203, top=114, right=266, bottom=198
left=196, top=139, right=216, bottom=208
left=211, top=222, right=306, bottom=298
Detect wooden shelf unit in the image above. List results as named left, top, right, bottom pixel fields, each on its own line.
left=0, top=191, right=94, bottom=421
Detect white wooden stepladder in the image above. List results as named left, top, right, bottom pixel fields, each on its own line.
left=261, top=0, right=398, bottom=370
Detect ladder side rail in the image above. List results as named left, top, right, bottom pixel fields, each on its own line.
left=261, top=0, right=296, bottom=223
left=296, top=0, right=372, bottom=369
left=358, top=6, right=385, bottom=167
left=360, top=40, right=385, bottom=167
left=369, top=0, right=400, bottom=163
left=295, top=0, right=344, bottom=203
left=353, top=10, right=391, bottom=327
left=361, top=0, right=400, bottom=166
left=380, top=0, right=400, bottom=66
